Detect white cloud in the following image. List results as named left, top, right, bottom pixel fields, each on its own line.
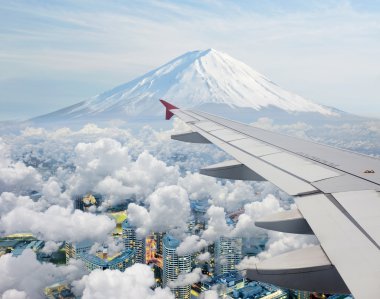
left=1, top=290, right=29, bottom=299
left=178, top=172, right=259, bottom=211
left=90, top=236, right=124, bottom=257
left=0, top=205, right=115, bottom=243
left=41, top=241, right=62, bottom=254
left=258, top=232, right=318, bottom=260
left=128, top=185, right=190, bottom=238
left=0, top=250, right=86, bottom=299
left=168, top=268, right=206, bottom=288
left=0, top=192, right=38, bottom=217
left=69, top=138, right=179, bottom=206
left=72, top=264, right=174, bottom=299
left=236, top=255, right=260, bottom=271
left=231, top=194, right=284, bottom=238
left=176, top=235, right=208, bottom=256
left=201, top=205, right=232, bottom=243
left=0, top=138, right=42, bottom=193
left=2, top=114, right=379, bottom=299
left=200, top=290, right=218, bottom=299
left=197, top=252, right=211, bottom=263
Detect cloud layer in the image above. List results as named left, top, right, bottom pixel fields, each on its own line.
left=73, top=264, right=174, bottom=299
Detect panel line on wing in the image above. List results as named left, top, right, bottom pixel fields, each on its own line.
left=188, top=109, right=380, bottom=188
left=188, top=125, right=317, bottom=196
left=329, top=191, right=380, bottom=250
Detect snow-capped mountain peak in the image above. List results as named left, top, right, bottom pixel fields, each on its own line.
left=36, top=49, right=336, bottom=121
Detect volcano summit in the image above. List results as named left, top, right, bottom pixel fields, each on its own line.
left=34, top=49, right=338, bottom=123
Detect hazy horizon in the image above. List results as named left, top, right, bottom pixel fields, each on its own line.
left=0, top=0, right=379, bottom=121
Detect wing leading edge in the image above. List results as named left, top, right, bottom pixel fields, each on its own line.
left=160, top=99, right=380, bottom=299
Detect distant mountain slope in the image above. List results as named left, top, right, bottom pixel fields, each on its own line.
left=33, top=49, right=338, bottom=123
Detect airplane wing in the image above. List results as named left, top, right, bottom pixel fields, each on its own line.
left=160, top=99, right=380, bottom=298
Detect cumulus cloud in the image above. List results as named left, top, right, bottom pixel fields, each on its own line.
left=128, top=186, right=190, bottom=238
left=0, top=192, right=38, bottom=217
left=200, top=290, right=218, bottom=299
left=258, top=232, right=318, bottom=260
left=69, top=138, right=179, bottom=206
left=1, top=290, right=29, bottom=299
left=0, top=205, right=115, bottom=243
left=196, top=252, right=211, bottom=263
left=201, top=205, right=232, bottom=243
left=41, top=241, right=62, bottom=254
left=236, top=255, right=260, bottom=271
left=3, top=115, right=374, bottom=299
left=72, top=264, right=174, bottom=299
left=90, top=236, right=124, bottom=257
left=231, top=194, right=284, bottom=238
left=176, top=235, right=208, bottom=256
left=168, top=268, right=206, bottom=288
left=0, top=250, right=86, bottom=299
left=0, top=138, right=42, bottom=193
left=179, top=172, right=261, bottom=211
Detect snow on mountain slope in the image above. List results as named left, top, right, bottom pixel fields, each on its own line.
left=35, top=49, right=336, bottom=121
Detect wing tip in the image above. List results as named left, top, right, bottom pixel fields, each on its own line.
left=159, top=99, right=178, bottom=120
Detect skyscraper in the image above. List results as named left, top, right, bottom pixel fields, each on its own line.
left=122, top=220, right=146, bottom=264
left=163, top=234, right=192, bottom=299
left=214, top=236, right=242, bottom=275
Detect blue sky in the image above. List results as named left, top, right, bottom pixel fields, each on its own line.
left=0, top=0, right=379, bottom=120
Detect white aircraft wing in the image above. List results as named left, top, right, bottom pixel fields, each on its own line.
left=160, top=100, right=380, bottom=298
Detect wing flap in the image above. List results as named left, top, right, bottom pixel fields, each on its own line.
left=255, top=209, right=313, bottom=234
left=246, top=245, right=349, bottom=294
left=171, top=131, right=211, bottom=144
left=296, top=193, right=380, bottom=299
left=333, top=190, right=380, bottom=247
left=200, top=159, right=266, bottom=181
left=193, top=126, right=317, bottom=196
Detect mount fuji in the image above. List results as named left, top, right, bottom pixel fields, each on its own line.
left=33, top=49, right=342, bottom=124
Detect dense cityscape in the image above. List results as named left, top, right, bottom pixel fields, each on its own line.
left=0, top=192, right=354, bottom=299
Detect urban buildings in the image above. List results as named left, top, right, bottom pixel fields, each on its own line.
left=65, top=240, right=92, bottom=264
left=163, top=234, right=192, bottom=299
left=81, top=249, right=135, bottom=272
left=202, top=271, right=245, bottom=297
left=214, top=236, right=242, bottom=275
left=122, top=220, right=146, bottom=264
left=44, top=283, right=75, bottom=299
left=231, top=281, right=288, bottom=299
left=12, top=240, right=44, bottom=257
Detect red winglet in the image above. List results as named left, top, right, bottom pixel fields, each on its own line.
left=160, top=99, right=178, bottom=120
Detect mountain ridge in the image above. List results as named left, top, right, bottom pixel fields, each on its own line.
left=33, top=49, right=338, bottom=122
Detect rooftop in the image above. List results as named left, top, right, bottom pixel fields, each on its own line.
left=82, top=249, right=135, bottom=267
left=163, top=234, right=180, bottom=249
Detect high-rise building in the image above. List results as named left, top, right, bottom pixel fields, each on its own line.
left=73, top=195, right=85, bottom=211
left=214, top=236, right=242, bottom=275
left=122, top=220, right=146, bottom=264
left=163, top=234, right=192, bottom=299
left=289, top=290, right=311, bottom=299
left=65, top=240, right=93, bottom=264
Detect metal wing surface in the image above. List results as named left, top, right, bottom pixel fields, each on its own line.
left=160, top=100, right=380, bottom=299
